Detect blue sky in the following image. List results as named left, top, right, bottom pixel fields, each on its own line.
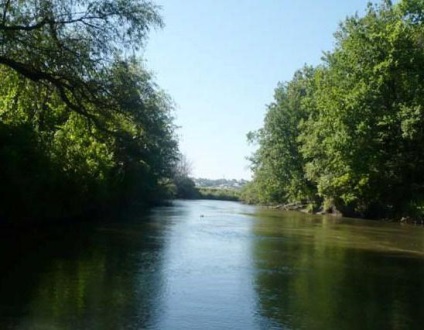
left=144, top=0, right=379, bottom=180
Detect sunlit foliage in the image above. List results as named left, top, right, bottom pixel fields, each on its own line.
left=0, top=1, right=179, bottom=221
left=245, top=0, right=424, bottom=219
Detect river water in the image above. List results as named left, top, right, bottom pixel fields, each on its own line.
left=1, top=200, right=424, bottom=329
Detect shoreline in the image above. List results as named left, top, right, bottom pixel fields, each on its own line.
left=257, top=202, right=424, bottom=225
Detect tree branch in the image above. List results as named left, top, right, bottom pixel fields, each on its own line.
left=0, top=12, right=126, bottom=32
left=0, top=56, right=121, bottom=135
left=0, top=17, right=50, bottom=31
left=2, top=0, right=10, bottom=24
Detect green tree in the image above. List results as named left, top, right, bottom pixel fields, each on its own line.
left=0, top=0, right=162, bottom=129
left=104, top=59, right=179, bottom=206
left=172, top=154, right=199, bottom=199
left=301, top=0, right=424, bottom=217
left=245, top=67, right=317, bottom=205
left=247, top=0, right=424, bottom=219
left=0, top=1, right=180, bottom=221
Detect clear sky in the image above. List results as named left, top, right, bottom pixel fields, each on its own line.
left=143, top=0, right=379, bottom=180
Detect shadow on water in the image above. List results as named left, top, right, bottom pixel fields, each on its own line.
left=251, top=209, right=424, bottom=330
left=2, top=201, right=424, bottom=329
left=0, top=211, right=168, bottom=330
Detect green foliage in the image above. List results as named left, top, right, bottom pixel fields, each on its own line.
left=246, top=0, right=424, bottom=219
left=0, top=0, right=163, bottom=127
left=246, top=66, right=318, bottom=205
left=174, top=176, right=199, bottom=199
left=171, top=154, right=199, bottom=199
left=0, top=2, right=179, bottom=222
left=240, top=181, right=263, bottom=204
left=197, top=188, right=240, bottom=201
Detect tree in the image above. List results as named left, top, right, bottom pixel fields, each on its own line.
left=246, top=0, right=424, bottom=219
left=104, top=58, right=179, bottom=205
left=172, top=154, right=198, bottom=199
left=300, top=0, right=424, bottom=217
left=246, top=67, right=317, bottom=205
left=0, top=0, right=162, bottom=130
left=0, top=1, right=181, bottom=221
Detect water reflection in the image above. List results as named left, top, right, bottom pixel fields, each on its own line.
left=252, top=210, right=424, bottom=329
left=0, top=219, right=166, bottom=329
left=2, top=202, right=424, bottom=329
left=154, top=200, right=262, bottom=329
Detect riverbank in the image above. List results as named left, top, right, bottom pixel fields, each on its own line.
left=263, top=202, right=424, bottom=225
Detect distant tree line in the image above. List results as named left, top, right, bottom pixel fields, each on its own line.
left=0, top=0, right=180, bottom=223
left=242, top=0, right=424, bottom=220
left=170, top=158, right=243, bottom=201
left=194, top=178, right=248, bottom=190
left=197, top=188, right=240, bottom=201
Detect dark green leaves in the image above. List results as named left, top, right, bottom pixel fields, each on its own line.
left=246, top=0, right=424, bottom=219
left=0, top=1, right=179, bottom=221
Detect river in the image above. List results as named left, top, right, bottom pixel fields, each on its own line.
left=1, top=200, right=424, bottom=329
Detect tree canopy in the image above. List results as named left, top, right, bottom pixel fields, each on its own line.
left=243, top=0, right=424, bottom=219
left=0, top=0, right=162, bottom=129
left=0, top=0, right=180, bottom=222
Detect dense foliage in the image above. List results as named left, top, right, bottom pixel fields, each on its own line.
left=197, top=188, right=240, bottom=201
left=244, top=0, right=424, bottom=219
left=0, top=1, right=179, bottom=222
